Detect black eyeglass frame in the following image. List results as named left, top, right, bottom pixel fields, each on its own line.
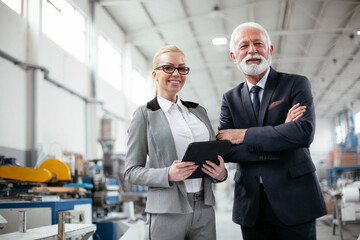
left=154, top=65, right=190, bottom=75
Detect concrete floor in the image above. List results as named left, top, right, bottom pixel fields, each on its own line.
left=215, top=210, right=360, bottom=240
left=213, top=172, right=360, bottom=240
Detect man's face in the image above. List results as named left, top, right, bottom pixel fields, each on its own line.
left=230, top=27, right=273, bottom=76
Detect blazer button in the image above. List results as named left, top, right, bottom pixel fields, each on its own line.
left=254, top=176, right=259, bottom=182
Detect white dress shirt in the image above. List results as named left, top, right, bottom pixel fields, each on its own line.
left=158, top=95, right=210, bottom=193
left=245, top=67, right=270, bottom=183
left=245, top=67, right=270, bottom=102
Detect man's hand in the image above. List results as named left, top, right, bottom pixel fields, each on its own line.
left=285, top=103, right=306, bottom=123
left=168, top=160, right=198, bottom=182
left=216, top=129, right=247, bottom=144
left=201, top=155, right=227, bottom=181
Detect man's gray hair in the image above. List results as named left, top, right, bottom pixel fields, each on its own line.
left=229, top=22, right=272, bottom=53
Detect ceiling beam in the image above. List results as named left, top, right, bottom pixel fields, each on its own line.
left=291, top=0, right=328, bottom=73
left=130, top=27, right=360, bottom=46
left=123, top=0, right=359, bottom=36
left=99, top=0, right=360, bottom=7
left=179, top=0, right=220, bottom=99
left=313, top=5, right=360, bottom=116
left=319, top=75, right=360, bottom=118
left=316, top=44, right=360, bottom=102
left=274, top=0, right=293, bottom=70
left=128, top=0, right=281, bottom=35
left=313, top=6, right=360, bottom=77
left=138, top=2, right=167, bottom=45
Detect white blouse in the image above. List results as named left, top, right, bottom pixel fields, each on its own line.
left=158, top=95, right=210, bottom=193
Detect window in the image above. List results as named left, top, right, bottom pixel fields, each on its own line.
left=355, top=112, right=360, bottom=134
left=42, top=0, right=85, bottom=62
left=335, top=125, right=344, bottom=144
left=131, top=69, right=151, bottom=106
left=1, top=0, right=22, bottom=15
left=97, top=35, right=122, bottom=90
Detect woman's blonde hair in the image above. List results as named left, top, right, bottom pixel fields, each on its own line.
left=153, top=45, right=185, bottom=69
left=153, top=45, right=185, bottom=96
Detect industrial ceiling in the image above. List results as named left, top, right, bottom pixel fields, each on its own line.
left=100, top=0, right=360, bottom=128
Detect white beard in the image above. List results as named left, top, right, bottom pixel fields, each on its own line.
left=236, top=53, right=271, bottom=76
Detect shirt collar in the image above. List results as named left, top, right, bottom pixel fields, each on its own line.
left=157, top=95, right=186, bottom=113
left=246, top=67, right=270, bottom=91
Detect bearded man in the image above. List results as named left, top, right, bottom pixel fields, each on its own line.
left=216, top=22, right=327, bottom=240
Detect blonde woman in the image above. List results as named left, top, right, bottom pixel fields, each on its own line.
left=125, top=45, right=227, bottom=240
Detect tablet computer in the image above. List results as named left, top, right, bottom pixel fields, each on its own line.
left=182, top=140, right=231, bottom=179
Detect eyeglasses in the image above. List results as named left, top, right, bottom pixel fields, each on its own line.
left=154, top=65, right=190, bottom=75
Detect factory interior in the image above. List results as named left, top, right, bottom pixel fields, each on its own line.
left=0, top=0, right=359, bottom=239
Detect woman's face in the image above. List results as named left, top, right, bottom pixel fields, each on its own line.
left=152, top=52, right=186, bottom=102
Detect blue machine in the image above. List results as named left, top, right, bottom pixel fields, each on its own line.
left=337, top=109, right=358, bottom=156
left=327, top=109, right=360, bottom=188
left=0, top=199, right=92, bottom=224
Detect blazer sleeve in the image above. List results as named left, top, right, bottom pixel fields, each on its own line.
left=219, top=93, right=279, bottom=163
left=125, top=107, right=171, bottom=188
left=219, top=94, right=235, bottom=130
left=244, top=76, right=315, bottom=152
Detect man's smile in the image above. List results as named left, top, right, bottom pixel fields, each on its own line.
left=246, top=58, right=262, bottom=64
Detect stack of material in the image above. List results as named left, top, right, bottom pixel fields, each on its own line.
left=341, top=182, right=360, bottom=221
left=332, top=148, right=358, bottom=166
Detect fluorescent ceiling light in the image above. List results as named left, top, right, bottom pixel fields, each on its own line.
left=357, top=31, right=360, bottom=36
left=212, top=37, right=228, bottom=45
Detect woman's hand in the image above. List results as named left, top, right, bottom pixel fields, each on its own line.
left=285, top=103, right=306, bottom=123
left=201, top=155, right=227, bottom=181
left=168, top=160, right=198, bottom=182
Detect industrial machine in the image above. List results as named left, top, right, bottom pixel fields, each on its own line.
left=325, top=109, right=360, bottom=239
left=0, top=156, right=95, bottom=239
left=0, top=115, right=146, bottom=239
left=88, top=115, right=146, bottom=240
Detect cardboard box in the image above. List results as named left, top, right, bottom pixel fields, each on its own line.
left=334, top=154, right=358, bottom=166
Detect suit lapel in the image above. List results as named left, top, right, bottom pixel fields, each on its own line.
left=148, top=109, right=178, bottom=166
left=258, top=68, right=278, bottom=126
left=146, top=97, right=189, bottom=199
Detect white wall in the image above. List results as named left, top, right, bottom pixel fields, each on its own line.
left=0, top=1, right=28, bottom=151
left=0, top=0, right=150, bottom=165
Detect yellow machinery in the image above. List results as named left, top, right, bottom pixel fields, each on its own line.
left=0, top=159, right=71, bottom=182
left=39, top=158, right=71, bottom=181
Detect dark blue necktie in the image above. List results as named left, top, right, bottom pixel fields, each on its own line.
left=250, top=86, right=262, bottom=120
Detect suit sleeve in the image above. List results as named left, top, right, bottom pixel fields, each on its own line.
left=219, top=94, right=279, bottom=163
left=244, top=76, right=315, bottom=152
left=124, top=107, right=171, bottom=188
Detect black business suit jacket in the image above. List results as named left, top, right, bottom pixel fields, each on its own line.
left=219, top=67, right=327, bottom=227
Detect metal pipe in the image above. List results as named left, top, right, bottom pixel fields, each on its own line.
left=30, top=69, right=37, bottom=167
left=90, top=0, right=97, bottom=98
left=58, top=211, right=65, bottom=240
left=18, top=211, right=27, bottom=233
left=0, top=49, right=90, bottom=103
left=0, top=49, right=128, bottom=122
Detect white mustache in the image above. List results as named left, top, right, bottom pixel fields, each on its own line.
left=241, top=54, right=266, bottom=64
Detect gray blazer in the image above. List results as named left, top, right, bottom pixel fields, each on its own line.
left=125, top=97, right=221, bottom=214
